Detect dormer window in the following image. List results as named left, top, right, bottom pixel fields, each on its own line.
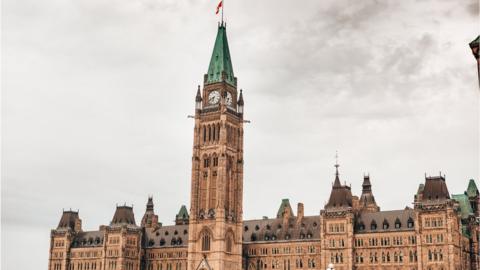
left=371, top=221, right=377, bottom=230
left=407, top=218, right=414, bottom=228
left=383, top=220, right=389, bottom=230
left=395, top=218, right=402, bottom=229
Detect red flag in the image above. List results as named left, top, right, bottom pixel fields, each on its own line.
left=216, top=1, right=223, bottom=14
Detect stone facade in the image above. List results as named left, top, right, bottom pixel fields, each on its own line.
left=48, top=23, right=480, bottom=270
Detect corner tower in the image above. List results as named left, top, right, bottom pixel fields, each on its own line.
left=188, top=22, right=244, bottom=270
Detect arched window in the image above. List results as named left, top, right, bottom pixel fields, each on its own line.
left=212, top=125, right=216, bottom=141
left=201, top=230, right=211, bottom=251
left=208, top=125, right=212, bottom=141
left=203, top=126, right=206, bottom=143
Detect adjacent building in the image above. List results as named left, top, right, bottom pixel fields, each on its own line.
left=48, top=23, right=480, bottom=270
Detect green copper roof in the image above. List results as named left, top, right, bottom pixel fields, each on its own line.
left=206, top=23, right=235, bottom=86
left=452, top=194, right=473, bottom=220
left=276, top=199, right=293, bottom=218
left=176, top=205, right=189, bottom=219
left=466, top=179, right=478, bottom=198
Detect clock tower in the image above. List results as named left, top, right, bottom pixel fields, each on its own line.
left=187, top=22, right=245, bottom=270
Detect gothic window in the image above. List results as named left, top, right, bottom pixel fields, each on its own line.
left=213, top=156, right=218, bottom=167
left=201, top=230, right=211, bottom=251
left=212, top=125, right=216, bottom=141
left=203, top=126, right=206, bottom=143
left=203, top=157, right=210, bottom=168
left=371, top=220, right=377, bottom=230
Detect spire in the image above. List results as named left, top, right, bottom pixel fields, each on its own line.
left=175, top=205, right=190, bottom=225
left=325, top=152, right=353, bottom=209
left=362, top=174, right=372, bottom=192
left=195, top=85, right=202, bottom=102
left=333, top=152, right=341, bottom=187
left=146, top=196, right=154, bottom=211
left=237, top=89, right=244, bottom=105
left=359, top=175, right=379, bottom=212
left=141, top=197, right=159, bottom=228
left=206, top=23, right=236, bottom=86
left=466, top=179, right=478, bottom=198
left=276, top=199, right=294, bottom=218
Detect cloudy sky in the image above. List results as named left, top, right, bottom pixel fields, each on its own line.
left=2, top=0, right=479, bottom=269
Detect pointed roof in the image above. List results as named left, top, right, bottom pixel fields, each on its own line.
left=111, top=205, right=136, bottom=226
left=175, top=205, right=189, bottom=225
left=195, top=85, right=202, bottom=102
left=57, top=210, right=80, bottom=230
left=276, top=199, right=294, bottom=218
left=146, top=196, right=154, bottom=211
left=420, top=175, right=450, bottom=201
left=326, top=164, right=353, bottom=209
left=177, top=205, right=189, bottom=219
left=466, top=179, right=478, bottom=198
left=237, top=89, right=244, bottom=105
left=359, top=175, right=378, bottom=210
left=206, top=23, right=235, bottom=86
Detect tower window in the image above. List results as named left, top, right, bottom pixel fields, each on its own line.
left=201, top=231, right=211, bottom=251
left=213, top=157, right=218, bottom=167
left=204, top=158, right=210, bottom=168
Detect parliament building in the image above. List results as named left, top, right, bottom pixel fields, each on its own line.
left=49, top=23, right=480, bottom=270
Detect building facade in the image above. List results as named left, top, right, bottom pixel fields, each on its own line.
left=49, top=23, right=480, bottom=270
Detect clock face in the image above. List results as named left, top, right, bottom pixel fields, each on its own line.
left=225, top=92, right=233, bottom=106
left=208, top=90, right=220, bottom=105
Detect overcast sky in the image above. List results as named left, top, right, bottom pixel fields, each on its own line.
left=2, top=0, right=479, bottom=269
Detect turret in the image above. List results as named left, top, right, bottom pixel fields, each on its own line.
left=237, top=89, right=244, bottom=114
left=56, top=210, right=82, bottom=232
left=358, top=175, right=380, bottom=213
left=141, top=196, right=159, bottom=228
left=111, top=205, right=137, bottom=227
left=195, top=85, right=202, bottom=110
left=325, top=162, right=353, bottom=209
left=175, top=205, right=189, bottom=225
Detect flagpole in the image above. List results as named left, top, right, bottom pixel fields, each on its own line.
left=222, top=0, right=224, bottom=24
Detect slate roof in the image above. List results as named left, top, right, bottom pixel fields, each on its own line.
left=355, top=209, right=415, bottom=233
left=242, top=216, right=320, bottom=243
left=111, top=206, right=137, bottom=227
left=420, top=176, right=450, bottom=201
left=72, top=231, right=104, bottom=248
left=144, top=224, right=189, bottom=248
left=57, top=210, right=79, bottom=230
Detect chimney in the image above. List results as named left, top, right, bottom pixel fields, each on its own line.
left=296, top=203, right=304, bottom=224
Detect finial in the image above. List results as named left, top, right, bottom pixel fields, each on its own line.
left=334, top=151, right=340, bottom=175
